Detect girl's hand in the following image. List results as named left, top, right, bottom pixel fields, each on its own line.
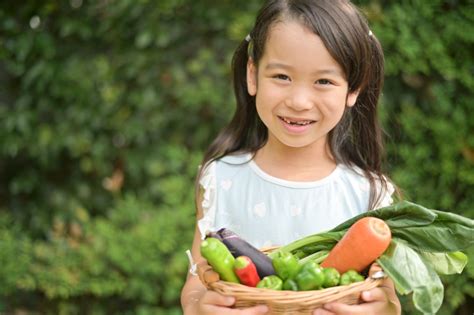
left=313, top=264, right=401, bottom=315
left=186, top=290, right=269, bottom=315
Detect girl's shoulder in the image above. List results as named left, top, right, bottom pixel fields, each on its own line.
left=200, top=152, right=252, bottom=172
left=337, top=163, right=369, bottom=184
left=198, top=152, right=253, bottom=186
left=337, top=163, right=393, bottom=188
left=337, top=163, right=395, bottom=208
left=218, top=152, right=253, bottom=165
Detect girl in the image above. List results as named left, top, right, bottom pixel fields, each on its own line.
left=181, top=0, right=401, bottom=314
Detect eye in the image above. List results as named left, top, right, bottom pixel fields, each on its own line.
left=316, top=79, right=332, bottom=85
left=273, top=74, right=290, bottom=81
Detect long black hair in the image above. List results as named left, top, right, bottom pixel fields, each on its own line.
left=199, top=0, right=395, bottom=210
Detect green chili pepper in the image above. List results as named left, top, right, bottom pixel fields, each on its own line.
left=294, top=261, right=325, bottom=291
left=322, top=267, right=340, bottom=288
left=340, top=269, right=365, bottom=286
left=256, top=275, right=283, bottom=290
left=272, top=251, right=300, bottom=280
left=283, top=278, right=299, bottom=291
left=200, top=237, right=240, bottom=283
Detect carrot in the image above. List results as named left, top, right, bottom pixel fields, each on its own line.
left=321, top=217, right=391, bottom=274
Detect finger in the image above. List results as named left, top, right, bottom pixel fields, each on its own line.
left=313, top=308, right=336, bottom=315
left=322, top=302, right=355, bottom=313
left=360, top=287, right=388, bottom=303
left=322, top=301, right=385, bottom=314
left=323, top=300, right=395, bottom=314
left=368, top=262, right=396, bottom=292
left=368, top=262, right=382, bottom=276
left=362, top=281, right=401, bottom=313
left=201, top=291, right=235, bottom=307
left=239, top=304, right=269, bottom=314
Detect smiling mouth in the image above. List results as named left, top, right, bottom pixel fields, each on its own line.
left=278, top=116, right=316, bottom=126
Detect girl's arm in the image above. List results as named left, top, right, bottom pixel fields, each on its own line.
left=180, top=225, right=209, bottom=314
left=180, top=191, right=268, bottom=315
left=180, top=226, right=269, bottom=315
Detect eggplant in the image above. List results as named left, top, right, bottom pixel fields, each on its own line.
left=214, top=228, right=276, bottom=278
left=205, top=231, right=223, bottom=242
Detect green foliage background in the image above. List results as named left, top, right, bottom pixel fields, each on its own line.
left=0, top=0, right=472, bottom=314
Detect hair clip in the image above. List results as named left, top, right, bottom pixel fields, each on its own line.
left=245, top=34, right=252, bottom=42
left=368, top=30, right=373, bottom=37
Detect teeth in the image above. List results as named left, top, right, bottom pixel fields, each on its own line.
left=282, top=117, right=313, bottom=125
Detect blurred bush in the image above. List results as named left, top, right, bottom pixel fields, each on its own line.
left=0, top=0, right=472, bottom=314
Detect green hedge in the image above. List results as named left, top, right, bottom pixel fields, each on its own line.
left=0, top=0, right=472, bottom=314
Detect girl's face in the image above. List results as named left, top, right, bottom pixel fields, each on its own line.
left=247, top=20, right=358, bottom=152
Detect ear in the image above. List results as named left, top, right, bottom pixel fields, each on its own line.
left=346, top=90, right=359, bottom=107
left=246, top=58, right=257, bottom=96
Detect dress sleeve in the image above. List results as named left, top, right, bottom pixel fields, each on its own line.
left=374, top=178, right=395, bottom=209
left=197, top=161, right=217, bottom=239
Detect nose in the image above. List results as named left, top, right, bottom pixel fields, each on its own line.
left=287, top=85, right=314, bottom=111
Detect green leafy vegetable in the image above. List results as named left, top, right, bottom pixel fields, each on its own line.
left=377, top=239, right=444, bottom=314
left=272, top=201, right=474, bottom=314
left=418, top=251, right=468, bottom=275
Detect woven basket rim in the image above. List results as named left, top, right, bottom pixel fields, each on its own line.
left=207, top=271, right=381, bottom=292
left=196, top=245, right=386, bottom=313
left=197, top=261, right=384, bottom=306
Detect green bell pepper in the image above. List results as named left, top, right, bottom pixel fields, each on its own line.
left=294, top=261, right=325, bottom=291
left=340, top=269, right=365, bottom=285
left=322, top=267, right=340, bottom=288
left=283, top=278, right=299, bottom=291
left=272, top=251, right=300, bottom=280
left=256, top=275, right=283, bottom=290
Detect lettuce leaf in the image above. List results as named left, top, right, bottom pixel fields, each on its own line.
left=418, top=251, right=468, bottom=275
left=377, top=239, right=444, bottom=314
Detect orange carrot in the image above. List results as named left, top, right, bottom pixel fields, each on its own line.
left=321, top=217, right=391, bottom=274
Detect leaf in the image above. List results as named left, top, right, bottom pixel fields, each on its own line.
left=268, top=232, right=341, bottom=259
left=332, top=201, right=474, bottom=253
left=392, top=222, right=473, bottom=253
left=331, top=201, right=437, bottom=231
left=377, top=239, right=444, bottom=314
left=418, top=251, right=468, bottom=275
left=390, top=209, right=474, bottom=252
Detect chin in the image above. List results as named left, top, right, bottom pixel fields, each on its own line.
left=278, top=138, right=316, bottom=149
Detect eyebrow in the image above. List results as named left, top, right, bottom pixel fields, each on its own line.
left=264, top=62, right=343, bottom=77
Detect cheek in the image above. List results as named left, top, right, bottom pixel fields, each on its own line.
left=256, top=85, right=280, bottom=112
left=320, top=94, right=345, bottom=111
left=255, top=95, right=272, bottom=125
left=318, top=95, right=347, bottom=123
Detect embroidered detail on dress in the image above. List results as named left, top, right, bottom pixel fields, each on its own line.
left=253, top=202, right=267, bottom=218
left=197, top=162, right=217, bottom=239
left=290, top=205, right=302, bottom=217
left=220, top=179, right=232, bottom=191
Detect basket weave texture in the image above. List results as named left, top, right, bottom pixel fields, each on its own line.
left=197, top=249, right=384, bottom=315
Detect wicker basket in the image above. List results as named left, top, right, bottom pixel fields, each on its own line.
left=197, top=250, right=385, bottom=315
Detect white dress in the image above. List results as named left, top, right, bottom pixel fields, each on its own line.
left=198, top=153, right=394, bottom=249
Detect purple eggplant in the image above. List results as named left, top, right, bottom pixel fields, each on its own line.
left=214, top=228, right=275, bottom=278
left=205, top=231, right=223, bottom=242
